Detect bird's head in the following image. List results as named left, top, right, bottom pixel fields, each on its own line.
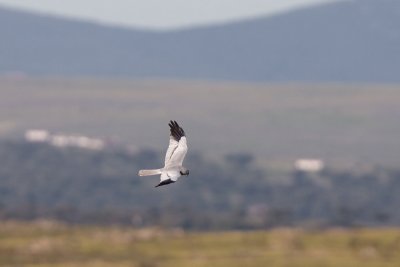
left=180, top=167, right=189, bottom=176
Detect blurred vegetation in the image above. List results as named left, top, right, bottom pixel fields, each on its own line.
left=0, top=141, right=400, bottom=229
left=0, top=221, right=399, bottom=267
left=1, top=78, right=400, bottom=166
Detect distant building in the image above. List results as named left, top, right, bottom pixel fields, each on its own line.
left=294, top=159, right=324, bottom=172
left=25, top=130, right=49, bottom=142
left=50, top=135, right=104, bottom=150
left=24, top=129, right=104, bottom=150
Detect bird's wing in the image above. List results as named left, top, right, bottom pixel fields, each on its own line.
left=160, top=171, right=170, bottom=182
left=164, top=136, right=179, bottom=167
left=166, top=137, right=187, bottom=168
left=159, top=169, right=180, bottom=182
left=164, top=121, right=188, bottom=168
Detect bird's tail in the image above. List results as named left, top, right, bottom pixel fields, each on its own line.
left=138, top=169, right=162, bottom=176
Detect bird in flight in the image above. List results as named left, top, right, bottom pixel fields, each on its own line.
left=138, top=120, right=189, bottom=187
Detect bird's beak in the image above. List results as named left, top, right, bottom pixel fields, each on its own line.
left=186, top=170, right=190, bottom=176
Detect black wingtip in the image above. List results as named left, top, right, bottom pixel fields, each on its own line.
left=155, top=179, right=175, bottom=187
left=169, top=120, right=185, bottom=141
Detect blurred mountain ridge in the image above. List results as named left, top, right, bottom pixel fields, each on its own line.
left=1, top=0, right=400, bottom=82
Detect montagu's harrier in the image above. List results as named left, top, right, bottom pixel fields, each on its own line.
left=138, top=120, right=189, bottom=187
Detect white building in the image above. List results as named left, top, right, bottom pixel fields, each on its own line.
left=295, top=159, right=324, bottom=172
left=25, top=130, right=50, bottom=142
left=25, top=129, right=105, bottom=150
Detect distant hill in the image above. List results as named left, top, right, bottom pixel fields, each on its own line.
left=1, top=0, right=400, bottom=82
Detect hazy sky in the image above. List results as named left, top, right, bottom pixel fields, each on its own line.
left=0, top=0, right=341, bottom=29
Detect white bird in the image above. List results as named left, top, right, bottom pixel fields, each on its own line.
left=138, top=120, right=189, bottom=187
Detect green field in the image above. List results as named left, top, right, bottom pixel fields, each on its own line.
left=0, top=221, right=399, bottom=267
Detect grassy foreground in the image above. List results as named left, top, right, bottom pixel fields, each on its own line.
left=0, top=221, right=399, bottom=267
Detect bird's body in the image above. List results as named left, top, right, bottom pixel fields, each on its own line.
left=138, top=121, right=189, bottom=187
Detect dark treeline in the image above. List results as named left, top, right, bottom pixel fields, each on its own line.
left=0, top=141, right=399, bottom=229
